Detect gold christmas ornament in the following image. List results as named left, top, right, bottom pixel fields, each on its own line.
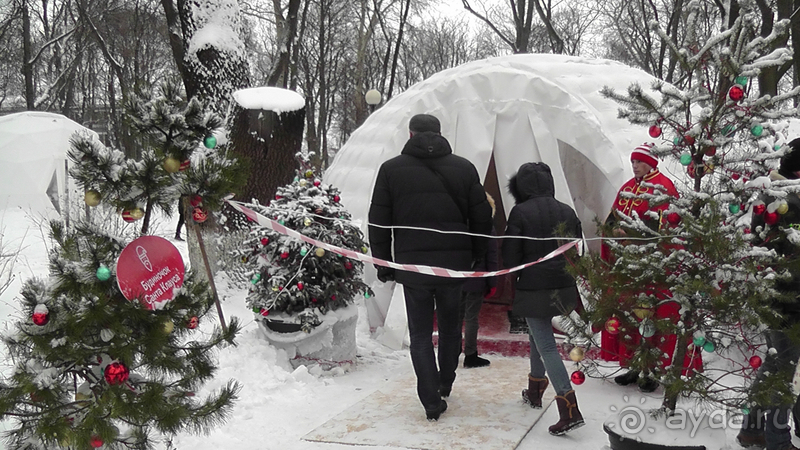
left=84, top=190, right=102, bottom=207
left=163, top=157, right=181, bottom=173
left=315, top=247, right=326, bottom=257
left=299, top=179, right=307, bottom=187
left=305, top=170, right=314, bottom=178
left=633, top=307, right=654, bottom=319
left=304, top=218, right=312, bottom=226
left=777, top=201, right=789, bottom=215
left=569, top=347, right=585, bottom=362
left=163, top=320, right=175, bottom=334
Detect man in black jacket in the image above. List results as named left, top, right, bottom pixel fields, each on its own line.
left=737, top=139, right=800, bottom=450
left=368, top=113, right=493, bottom=422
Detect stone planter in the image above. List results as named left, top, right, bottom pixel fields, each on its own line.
left=257, top=305, right=358, bottom=371
left=604, top=424, right=706, bottom=450
left=603, top=396, right=726, bottom=450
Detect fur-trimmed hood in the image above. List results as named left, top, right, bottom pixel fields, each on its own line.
left=507, top=162, right=555, bottom=204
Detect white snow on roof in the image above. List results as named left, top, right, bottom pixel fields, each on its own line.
left=232, top=87, right=305, bottom=113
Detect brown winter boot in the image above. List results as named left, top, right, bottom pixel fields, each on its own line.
left=548, top=390, right=585, bottom=436
left=522, top=375, right=549, bottom=409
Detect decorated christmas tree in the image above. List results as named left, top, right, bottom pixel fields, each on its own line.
left=236, top=153, right=372, bottom=333
left=69, top=79, right=245, bottom=235
left=0, top=81, right=244, bottom=449
left=569, top=0, right=800, bottom=414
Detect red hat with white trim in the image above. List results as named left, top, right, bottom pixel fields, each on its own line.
left=630, top=142, right=658, bottom=168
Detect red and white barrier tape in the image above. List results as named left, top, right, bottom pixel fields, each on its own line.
left=226, top=199, right=579, bottom=279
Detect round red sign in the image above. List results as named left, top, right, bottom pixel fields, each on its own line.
left=116, top=236, right=185, bottom=310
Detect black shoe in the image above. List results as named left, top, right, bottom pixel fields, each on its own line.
left=637, top=376, right=659, bottom=393
left=614, top=370, right=639, bottom=386
left=174, top=234, right=184, bottom=241
left=464, top=352, right=490, bottom=368
left=426, top=400, right=448, bottom=422
left=439, top=385, right=451, bottom=398
left=735, top=432, right=766, bottom=448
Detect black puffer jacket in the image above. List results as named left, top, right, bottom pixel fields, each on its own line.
left=753, top=170, right=800, bottom=322
left=368, top=131, right=493, bottom=286
left=502, top=162, right=581, bottom=291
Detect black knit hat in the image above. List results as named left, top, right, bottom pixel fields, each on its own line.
left=408, top=114, right=441, bottom=134
left=779, top=138, right=800, bottom=179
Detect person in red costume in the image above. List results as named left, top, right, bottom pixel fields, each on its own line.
left=600, top=143, right=702, bottom=393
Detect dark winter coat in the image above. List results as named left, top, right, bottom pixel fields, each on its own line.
left=368, top=131, right=493, bottom=286
left=463, top=227, right=499, bottom=293
left=753, top=170, right=800, bottom=322
left=502, top=162, right=581, bottom=294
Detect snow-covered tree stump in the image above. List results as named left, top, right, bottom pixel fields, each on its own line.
left=256, top=304, right=358, bottom=371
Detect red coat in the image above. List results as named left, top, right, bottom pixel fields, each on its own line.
left=599, top=170, right=702, bottom=374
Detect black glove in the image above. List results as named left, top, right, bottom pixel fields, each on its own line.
left=376, top=266, right=396, bottom=283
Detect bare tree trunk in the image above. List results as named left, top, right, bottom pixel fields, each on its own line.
left=21, top=0, right=35, bottom=109
left=386, top=0, right=410, bottom=100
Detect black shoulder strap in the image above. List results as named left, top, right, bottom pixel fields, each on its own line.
left=420, top=159, right=467, bottom=223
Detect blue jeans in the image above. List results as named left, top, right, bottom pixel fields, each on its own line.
left=459, top=291, right=483, bottom=355
left=526, top=316, right=572, bottom=396
left=404, top=283, right=462, bottom=411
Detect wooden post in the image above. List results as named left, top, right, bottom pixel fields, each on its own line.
left=188, top=209, right=227, bottom=333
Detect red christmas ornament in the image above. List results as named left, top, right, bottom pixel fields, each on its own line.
left=261, top=237, right=269, bottom=246
left=333, top=195, right=340, bottom=203
left=729, top=85, right=745, bottom=101
left=190, top=194, right=203, bottom=207
left=605, top=317, right=621, bottom=335
left=192, top=207, right=208, bottom=223
left=331, top=295, right=337, bottom=301
left=344, top=261, right=353, bottom=270
left=121, top=209, right=142, bottom=222
left=297, top=282, right=304, bottom=290
left=683, top=135, right=695, bottom=145
left=570, top=370, right=586, bottom=385
left=753, top=204, right=766, bottom=215
left=591, top=322, right=602, bottom=334
left=32, top=304, right=49, bottom=326
left=187, top=316, right=199, bottom=329
left=749, top=355, right=763, bottom=369
left=648, top=125, right=662, bottom=138
left=280, top=251, right=289, bottom=259
left=744, top=227, right=751, bottom=234
left=705, top=146, right=717, bottom=156
left=104, top=362, right=130, bottom=385
left=275, top=194, right=282, bottom=200
left=666, top=213, right=681, bottom=226
left=90, top=436, right=104, bottom=448
left=731, top=173, right=741, bottom=180
left=313, top=180, right=321, bottom=187
left=764, top=211, right=779, bottom=225
left=311, top=298, right=318, bottom=303
left=179, top=159, right=191, bottom=171
left=259, top=308, right=269, bottom=317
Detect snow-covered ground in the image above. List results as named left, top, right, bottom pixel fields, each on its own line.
left=0, top=206, right=783, bottom=450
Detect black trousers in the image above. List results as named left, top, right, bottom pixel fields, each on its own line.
left=403, top=283, right=462, bottom=411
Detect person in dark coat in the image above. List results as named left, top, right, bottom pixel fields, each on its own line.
left=368, top=113, right=493, bottom=422
left=502, top=162, right=584, bottom=436
left=736, top=138, right=800, bottom=450
left=459, top=192, right=499, bottom=368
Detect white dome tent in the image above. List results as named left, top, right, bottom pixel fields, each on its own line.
left=324, top=54, right=664, bottom=337
left=0, top=111, right=97, bottom=214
